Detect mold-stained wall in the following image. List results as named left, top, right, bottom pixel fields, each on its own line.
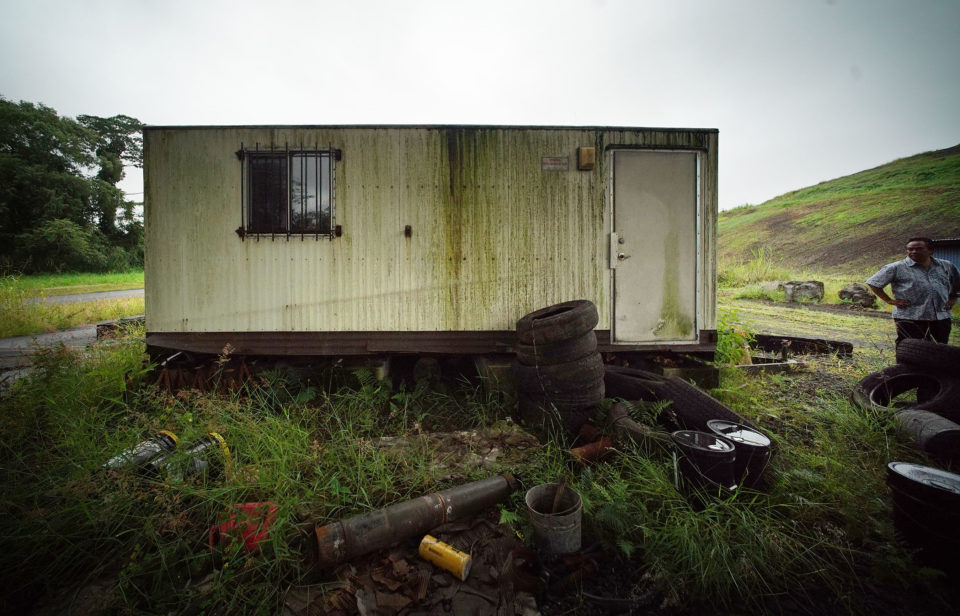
left=144, top=125, right=717, bottom=338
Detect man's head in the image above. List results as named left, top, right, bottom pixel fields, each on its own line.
left=906, top=236, right=934, bottom=265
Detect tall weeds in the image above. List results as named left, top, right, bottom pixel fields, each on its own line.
left=0, top=327, right=951, bottom=614
left=718, top=248, right=801, bottom=287
left=0, top=275, right=144, bottom=337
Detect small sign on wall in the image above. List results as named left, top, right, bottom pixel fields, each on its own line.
left=541, top=156, right=569, bottom=171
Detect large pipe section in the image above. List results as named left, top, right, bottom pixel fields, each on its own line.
left=314, top=473, right=518, bottom=569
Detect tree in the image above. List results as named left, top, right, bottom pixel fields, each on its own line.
left=77, top=114, right=143, bottom=184
left=0, top=96, right=144, bottom=273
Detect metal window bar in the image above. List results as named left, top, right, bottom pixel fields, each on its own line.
left=255, top=143, right=261, bottom=242
left=240, top=141, right=245, bottom=242
left=329, top=143, right=335, bottom=238
left=242, top=145, right=338, bottom=241
left=301, top=149, right=306, bottom=240
left=316, top=150, right=320, bottom=237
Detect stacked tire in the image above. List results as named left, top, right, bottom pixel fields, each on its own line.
left=851, top=339, right=960, bottom=461
left=512, top=300, right=604, bottom=439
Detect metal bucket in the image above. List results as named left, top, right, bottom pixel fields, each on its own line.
left=525, top=483, right=582, bottom=555
left=671, top=430, right=738, bottom=489
left=707, top=420, right=771, bottom=488
left=886, top=462, right=960, bottom=572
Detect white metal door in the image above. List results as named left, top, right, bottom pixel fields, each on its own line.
left=611, top=150, right=698, bottom=343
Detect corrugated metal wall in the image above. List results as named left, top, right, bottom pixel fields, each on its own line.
left=932, top=239, right=960, bottom=271
left=144, top=126, right=717, bottom=334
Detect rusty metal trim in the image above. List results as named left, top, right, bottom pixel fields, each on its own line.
left=145, top=330, right=718, bottom=357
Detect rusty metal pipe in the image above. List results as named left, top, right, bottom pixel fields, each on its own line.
left=314, top=473, right=518, bottom=569
left=607, top=402, right=666, bottom=456
left=568, top=437, right=614, bottom=465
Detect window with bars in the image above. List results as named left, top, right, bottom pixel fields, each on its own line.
left=239, top=148, right=338, bottom=238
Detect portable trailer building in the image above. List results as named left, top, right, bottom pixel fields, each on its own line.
left=143, top=125, right=718, bottom=360
left=931, top=237, right=960, bottom=272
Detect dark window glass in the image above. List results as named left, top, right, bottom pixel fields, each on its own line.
left=246, top=152, right=332, bottom=235
left=248, top=155, right=287, bottom=233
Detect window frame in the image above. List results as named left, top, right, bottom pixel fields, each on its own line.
left=237, top=145, right=340, bottom=240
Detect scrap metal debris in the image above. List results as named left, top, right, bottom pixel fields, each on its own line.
left=283, top=516, right=539, bottom=616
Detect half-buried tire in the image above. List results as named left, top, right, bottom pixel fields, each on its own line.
left=603, top=365, right=747, bottom=431
left=895, top=409, right=960, bottom=460
left=851, top=364, right=960, bottom=420
left=895, top=338, right=960, bottom=377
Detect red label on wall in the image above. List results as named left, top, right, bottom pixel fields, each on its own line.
left=541, top=156, right=569, bottom=171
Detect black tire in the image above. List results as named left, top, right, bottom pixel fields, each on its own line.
left=516, top=300, right=599, bottom=346
left=654, top=377, right=749, bottom=432
left=851, top=364, right=960, bottom=420
left=516, top=330, right=598, bottom=366
left=896, top=339, right=960, bottom=377
left=603, top=365, right=667, bottom=403
left=543, top=384, right=605, bottom=410
left=895, top=409, right=960, bottom=459
left=603, top=365, right=747, bottom=431
left=518, top=394, right=597, bottom=439
left=513, top=354, right=604, bottom=396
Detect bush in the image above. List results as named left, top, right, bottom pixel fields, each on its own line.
left=14, top=219, right=135, bottom=273
left=715, top=309, right=754, bottom=365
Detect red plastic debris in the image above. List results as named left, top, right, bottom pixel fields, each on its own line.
left=208, top=502, right=279, bottom=553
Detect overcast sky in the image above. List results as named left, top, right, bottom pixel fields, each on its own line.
left=2, top=0, right=958, bottom=210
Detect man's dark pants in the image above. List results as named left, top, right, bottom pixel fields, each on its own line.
left=894, top=319, right=952, bottom=345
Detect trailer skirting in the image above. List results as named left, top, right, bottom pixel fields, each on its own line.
left=145, top=330, right=718, bottom=357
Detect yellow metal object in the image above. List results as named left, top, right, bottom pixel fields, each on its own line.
left=419, top=535, right=472, bottom=581
left=207, top=431, right=232, bottom=470
left=577, top=146, right=596, bottom=170
left=158, top=429, right=179, bottom=444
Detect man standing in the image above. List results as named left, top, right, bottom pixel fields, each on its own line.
left=866, top=236, right=960, bottom=345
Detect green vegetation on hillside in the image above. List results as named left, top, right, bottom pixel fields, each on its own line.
left=720, top=145, right=960, bottom=275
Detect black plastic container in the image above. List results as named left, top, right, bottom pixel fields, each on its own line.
left=672, top=430, right=737, bottom=489
left=706, top=420, right=771, bottom=488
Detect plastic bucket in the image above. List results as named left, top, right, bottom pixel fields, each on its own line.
left=672, top=430, right=737, bottom=488
left=707, top=420, right=771, bottom=487
left=525, top=483, right=582, bottom=555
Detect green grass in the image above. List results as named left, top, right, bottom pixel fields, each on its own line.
left=2, top=318, right=959, bottom=614
left=11, top=270, right=144, bottom=297
left=0, top=275, right=144, bottom=337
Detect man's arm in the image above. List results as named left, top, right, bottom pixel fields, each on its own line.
left=867, top=284, right=910, bottom=307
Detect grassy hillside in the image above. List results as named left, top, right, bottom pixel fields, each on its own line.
left=719, top=144, right=960, bottom=277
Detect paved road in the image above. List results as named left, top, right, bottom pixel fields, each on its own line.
left=25, top=288, right=144, bottom=305
left=1, top=288, right=141, bottom=387
left=0, top=325, right=98, bottom=370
